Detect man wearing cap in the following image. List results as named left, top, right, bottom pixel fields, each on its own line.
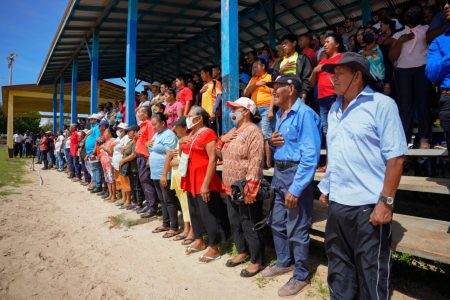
left=135, top=91, right=150, bottom=126
left=318, top=52, right=407, bottom=299
left=262, top=74, right=321, bottom=297
left=111, top=122, right=129, bottom=195
left=85, top=114, right=103, bottom=193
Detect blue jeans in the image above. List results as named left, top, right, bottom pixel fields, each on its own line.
left=72, top=155, right=81, bottom=178
left=57, top=152, right=65, bottom=171
left=318, top=96, right=336, bottom=136
left=89, top=160, right=102, bottom=188
left=64, top=148, right=73, bottom=175
left=81, top=155, right=91, bottom=182
left=257, top=105, right=273, bottom=139
left=270, top=164, right=313, bottom=281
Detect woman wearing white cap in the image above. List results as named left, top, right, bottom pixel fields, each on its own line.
left=111, top=122, right=130, bottom=205
left=216, top=97, right=265, bottom=277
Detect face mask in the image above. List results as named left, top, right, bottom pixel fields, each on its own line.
left=230, top=112, right=243, bottom=125
left=116, top=130, right=121, bottom=137
left=186, top=117, right=196, bottom=130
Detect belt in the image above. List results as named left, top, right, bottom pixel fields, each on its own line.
left=274, top=160, right=299, bottom=171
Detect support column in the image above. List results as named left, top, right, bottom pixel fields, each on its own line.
left=53, top=82, right=57, bottom=133
left=361, top=0, right=371, bottom=25
left=7, top=91, right=14, bottom=158
left=71, top=59, right=78, bottom=124
left=91, top=31, right=99, bottom=114
left=125, top=0, right=138, bottom=125
left=221, top=0, right=239, bottom=133
left=59, top=77, right=65, bottom=131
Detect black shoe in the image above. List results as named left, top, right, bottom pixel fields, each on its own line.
left=141, top=211, right=157, bottom=218
left=101, top=193, right=110, bottom=199
left=240, top=265, right=265, bottom=278
left=137, top=207, right=149, bottom=214
left=97, top=189, right=107, bottom=196
left=90, top=187, right=102, bottom=193
left=42, top=167, right=49, bottom=170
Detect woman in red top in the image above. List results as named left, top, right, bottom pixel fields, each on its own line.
left=181, top=105, right=227, bottom=263
left=309, top=32, right=345, bottom=172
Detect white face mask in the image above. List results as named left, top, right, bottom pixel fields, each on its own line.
left=230, top=111, right=243, bottom=125
left=116, top=130, right=121, bottom=137
left=186, top=116, right=199, bottom=130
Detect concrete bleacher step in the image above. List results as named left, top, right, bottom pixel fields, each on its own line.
left=258, top=169, right=450, bottom=195
left=320, top=149, right=449, bottom=156
left=311, top=201, right=450, bottom=265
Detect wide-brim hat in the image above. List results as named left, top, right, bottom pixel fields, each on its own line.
left=322, top=52, right=377, bottom=83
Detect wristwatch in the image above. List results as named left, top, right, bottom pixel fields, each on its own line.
left=379, top=194, right=394, bottom=206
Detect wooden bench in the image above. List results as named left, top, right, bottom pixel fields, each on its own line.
left=311, top=201, right=450, bottom=265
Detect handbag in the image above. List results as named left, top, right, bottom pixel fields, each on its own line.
left=178, top=128, right=206, bottom=177
left=119, top=162, right=129, bottom=176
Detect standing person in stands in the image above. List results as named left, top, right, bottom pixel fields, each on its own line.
left=69, top=124, right=81, bottom=182
left=111, top=123, right=130, bottom=202
left=318, top=52, right=407, bottom=300
left=379, top=17, right=397, bottom=97
left=426, top=1, right=450, bottom=152
left=99, top=127, right=116, bottom=202
left=217, top=97, right=265, bottom=278
left=63, top=130, right=72, bottom=177
left=310, top=33, right=345, bottom=142
left=390, top=5, right=432, bottom=148
left=362, top=27, right=385, bottom=82
left=119, top=125, right=141, bottom=209
left=243, top=57, right=273, bottom=168
left=85, top=114, right=103, bottom=193
left=176, top=74, right=194, bottom=116
left=136, top=106, right=158, bottom=218
left=149, top=113, right=179, bottom=238
left=135, top=91, right=150, bottom=126
left=200, top=66, right=223, bottom=135
left=13, top=132, right=24, bottom=158
left=39, top=132, right=49, bottom=170
left=298, top=34, right=316, bottom=66
left=164, top=88, right=184, bottom=129
left=272, top=33, right=312, bottom=103
left=262, top=75, right=321, bottom=297
left=182, top=106, right=228, bottom=263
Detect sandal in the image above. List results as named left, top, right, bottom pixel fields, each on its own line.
left=173, top=234, right=187, bottom=241
left=240, top=265, right=265, bottom=278
left=162, top=231, right=180, bottom=239
left=181, top=238, right=195, bottom=245
left=152, top=226, right=169, bottom=233
left=185, top=245, right=205, bottom=255
left=197, top=255, right=221, bottom=264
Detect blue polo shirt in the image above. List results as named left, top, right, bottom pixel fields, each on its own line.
left=425, top=26, right=450, bottom=89
left=318, top=86, right=408, bottom=206
left=272, top=98, right=321, bottom=197
left=149, top=128, right=178, bottom=180
left=85, top=124, right=100, bottom=155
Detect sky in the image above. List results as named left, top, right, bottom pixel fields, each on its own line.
left=0, top=0, right=138, bottom=110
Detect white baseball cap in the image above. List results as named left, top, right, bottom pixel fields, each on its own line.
left=226, top=97, right=256, bottom=115
left=88, top=113, right=101, bottom=120
left=117, top=122, right=128, bottom=129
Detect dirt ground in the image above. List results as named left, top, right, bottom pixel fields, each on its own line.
left=0, top=165, right=447, bottom=300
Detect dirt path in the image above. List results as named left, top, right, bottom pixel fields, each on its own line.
left=0, top=165, right=445, bottom=299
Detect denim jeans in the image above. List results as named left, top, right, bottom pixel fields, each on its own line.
left=81, top=156, right=91, bottom=182
left=89, top=160, right=102, bottom=188
left=270, top=164, right=314, bottom=281
left=57, top=152, right=65, bottom=171
left=64, top=148, right=73, bottom=175
left=72, top=155, right=81, bottom=179
left=318, top=96, right=336, bottom=136
left=257, top=105, right=273, bottom=139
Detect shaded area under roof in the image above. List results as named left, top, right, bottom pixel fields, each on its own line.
left=38, top=0, right=409, bottom=85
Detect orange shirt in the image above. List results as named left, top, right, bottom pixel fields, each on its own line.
left=201, top=80, right=222, bottom=115
left=135, top=120, right=155, bottom=158
left=246, top=73, right=272, bottom=107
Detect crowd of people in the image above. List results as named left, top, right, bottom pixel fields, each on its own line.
left=14, top=1, right=450, bottom=298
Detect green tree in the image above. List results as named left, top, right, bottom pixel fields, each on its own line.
left=0, top=107, right=41, bottom=134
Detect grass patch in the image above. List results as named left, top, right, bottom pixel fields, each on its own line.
left=107, top=214, right=128, bottom=229
left=254, top=274, right=275, bottom=288
left=0, top=148, right=28, bottom=194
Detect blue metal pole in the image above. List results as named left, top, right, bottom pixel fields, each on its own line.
left=53, top=82, right=57, bottom=133
left=361, top=0, right=371, bottom=25
left=91, top=31, right=99, bottom=114
left=71, top=59, right=78, bottom=124
left=59, top=77, right=64, bottom=131
left=221, top=0, right=239, bottom=133
left=125, top=0, right=138, bottom=125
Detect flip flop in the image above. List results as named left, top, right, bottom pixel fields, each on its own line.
left=197, top=255, right=222, bottom=264
left=162, top=231, right=180, bottom=239
left=185, top=245, right=205, bottom=255
left=173, top=234, right=187, bottom=241
left=181, top=238, right=195, bottom=245
left=152, top=226, right=169, bottom=233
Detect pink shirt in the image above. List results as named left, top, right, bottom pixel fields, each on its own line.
left=392, top=25, right=429, bottom=68
left=164, top=101, right=183, bottom=129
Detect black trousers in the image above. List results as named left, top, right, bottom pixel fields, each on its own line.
left=25, top=143, right=32, bottom=157
left=129, top=171, right=144, bottom=206
left=187, top=192, right=228, bottom=246
left=439, top=93, right=450, bottom=153
left=226, top=197, right=264, bottom=264
left=394, top=66, right=432, bottom=143
left=154, top=179, right=178, bottom=231
left=325, top=201, right=392, bottom=300
left=41, top=150, right=48, bottom=169
left=13, top=143, right=23, bottom=157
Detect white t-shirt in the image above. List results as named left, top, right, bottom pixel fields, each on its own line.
left=392, top=25, right=429, bottom=68
left=13, top=134, right=24, bottom=143
left=65, top=138, right=71, bottom=149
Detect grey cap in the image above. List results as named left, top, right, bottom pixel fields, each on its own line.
left=266, top=74, right=303, bottom=92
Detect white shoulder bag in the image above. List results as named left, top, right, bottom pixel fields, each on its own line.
left=178, top=129, right=205, bottom=177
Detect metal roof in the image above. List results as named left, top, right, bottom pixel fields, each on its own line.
left=38, top=0, right=410, bottom=85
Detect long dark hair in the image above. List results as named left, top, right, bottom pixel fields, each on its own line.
left=250, top=110, right=262, bottom=124
left=325, top=32, right=346, bottom=53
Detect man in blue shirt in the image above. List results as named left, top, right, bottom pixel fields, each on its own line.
left=262, top=75, right=321, bottom=298
left=426, top=3, right=450, bottom=153
left=318, top=52, right=407, bottom=299
left=85, top=114, right=102, bottom=193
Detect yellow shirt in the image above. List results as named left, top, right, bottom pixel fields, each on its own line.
left=280, top=52, right=298, bottom=75
left=246, top=73, right=272, bottom=107
left=201, top=80, right=222, bottom=115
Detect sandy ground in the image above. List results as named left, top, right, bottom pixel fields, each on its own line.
left=0, top=164, right=445, bottom=300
